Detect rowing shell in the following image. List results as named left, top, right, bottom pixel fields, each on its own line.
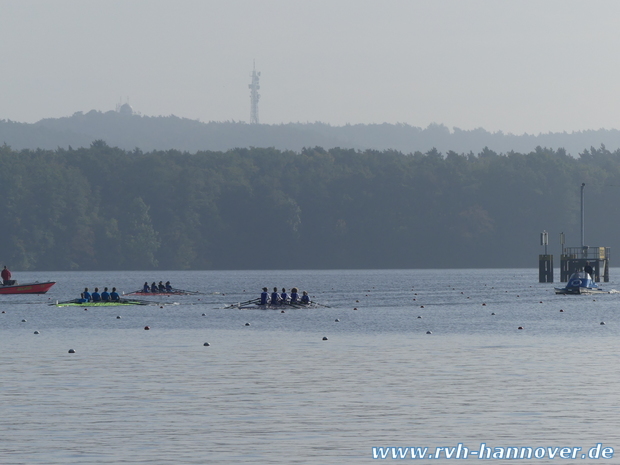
left=124, top=289, right=201, bottom=296
left=233, top=302, right=320, bottom=310
left=53, top=299, right=149, bottom=307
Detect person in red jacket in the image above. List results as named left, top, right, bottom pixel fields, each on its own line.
left=1, top=266, right=11, bottom=285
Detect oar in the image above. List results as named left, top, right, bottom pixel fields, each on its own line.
left=123, top=289, right=144, bottom=296
left=310, top=301, right=331, bottom=308
left=170, top=288, right=206, bottom=295
left=224, top=297, right=261, bottom=309
left=117, top=297, right=165, bottom=305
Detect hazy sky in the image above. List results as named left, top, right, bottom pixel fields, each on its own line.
left=2, top=0, right=619, bottom=134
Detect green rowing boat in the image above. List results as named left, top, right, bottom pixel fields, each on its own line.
left=53, top=299, right=148, bottom=307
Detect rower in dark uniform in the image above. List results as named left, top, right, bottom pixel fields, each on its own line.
left=165, top=281, right=172, bottom=292
left=101, top=287, right=111, bottom=301
left=280, top=288, right=288, bottom=303
left=91, top=287, right=101, bottom=302
left=151, top=282, right=158, bottom=293
left=143, top=282, right=150, bottom=293
left=110, top=287, right=120, bottom=301
left=290, top=287, right=299, bottom=303
left=81, top=287, right=92, bottom=302
left=158, top=281, right=165, bottom=292
left=260, top=287, right=269, bottom=305
left=270, top=287, right=280, bottom=305
left=300, top=291, right=310, bottom=304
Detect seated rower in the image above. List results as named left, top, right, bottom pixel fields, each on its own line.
left=158, top=281, right=165, bottom=292
left=165, top=281, right=172, bottom=292
left=151, top=282, right=158, bottom=293
left=101, top=287, right=111, bottom=301
left=110, top=287, right=120, bottom=301
left=91, top=287, right=101, bottom=302
left=80, top=287, right=92, bottom=303
left=270, top=287, right=280, bottom=305
left=300, top=291, right=310, bottom=304
left=290, top=287, right=299, bottom=303
left=260, top=287, right=269, bottom=305
left=280, top=288, right=288, bottom=303
left=142, top=282, right=150, bottom=293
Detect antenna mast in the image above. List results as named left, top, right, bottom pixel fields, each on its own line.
left=249, top=61, right=261, bottom=124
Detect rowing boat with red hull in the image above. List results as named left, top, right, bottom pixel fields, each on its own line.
left=0, top=281, right=56, bottom=294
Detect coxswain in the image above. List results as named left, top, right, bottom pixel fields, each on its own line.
left=290, top=287, right=299, bottom=303
left=280, top=288, right=288, bottom=303
left=1, top=266, right=11, bottom=285
left=82, top=287, right=92, bottom=302
left=270, top=287, right=280, bottom=305
left=260, top=287, right=269, bottom=305
left=165, top=281, right=172, bottom=292
left=151, top=282, right=158, bottom=293
left=142, top=282, right=150, bottom=293
left=158, top=281, right=165, bottom=292
left=91, top=287, right=101, bottom=302
left=300, top=291, right=310, bottom=304
left=110, top=287, right=120, bottom=301
left=101, top=287, right=111, bottom=301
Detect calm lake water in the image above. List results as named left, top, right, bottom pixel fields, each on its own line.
left=1, top=269, right=620, bottom=464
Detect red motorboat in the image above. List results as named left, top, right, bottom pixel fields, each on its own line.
left=0, top=281, right=56, bottom=294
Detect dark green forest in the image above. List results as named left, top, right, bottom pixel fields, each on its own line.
left=0, top=141, right=618, bottom=271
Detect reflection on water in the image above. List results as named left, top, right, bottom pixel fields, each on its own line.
left=1, top=269, right=620, bottom=464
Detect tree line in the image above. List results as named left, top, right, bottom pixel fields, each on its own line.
left=1, top=141, right=618, bottom=271
left=5, top=111, right=620, bottom=155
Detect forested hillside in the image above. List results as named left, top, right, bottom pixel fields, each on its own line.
left=0, top=142, right=617, bottom=271
left=3, top=110, right=620, bottom=155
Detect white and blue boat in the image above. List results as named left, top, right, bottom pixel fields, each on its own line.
left=555, top=271, right=607, bottom=295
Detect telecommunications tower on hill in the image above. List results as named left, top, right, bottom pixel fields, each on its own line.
left=249, top=61, right=260, bottom=124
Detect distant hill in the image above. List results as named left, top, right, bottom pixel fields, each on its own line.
left=1, top=110, right=620, bottom=155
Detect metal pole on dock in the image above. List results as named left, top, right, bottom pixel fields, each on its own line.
left=580, top=183, right=585, bottom=248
